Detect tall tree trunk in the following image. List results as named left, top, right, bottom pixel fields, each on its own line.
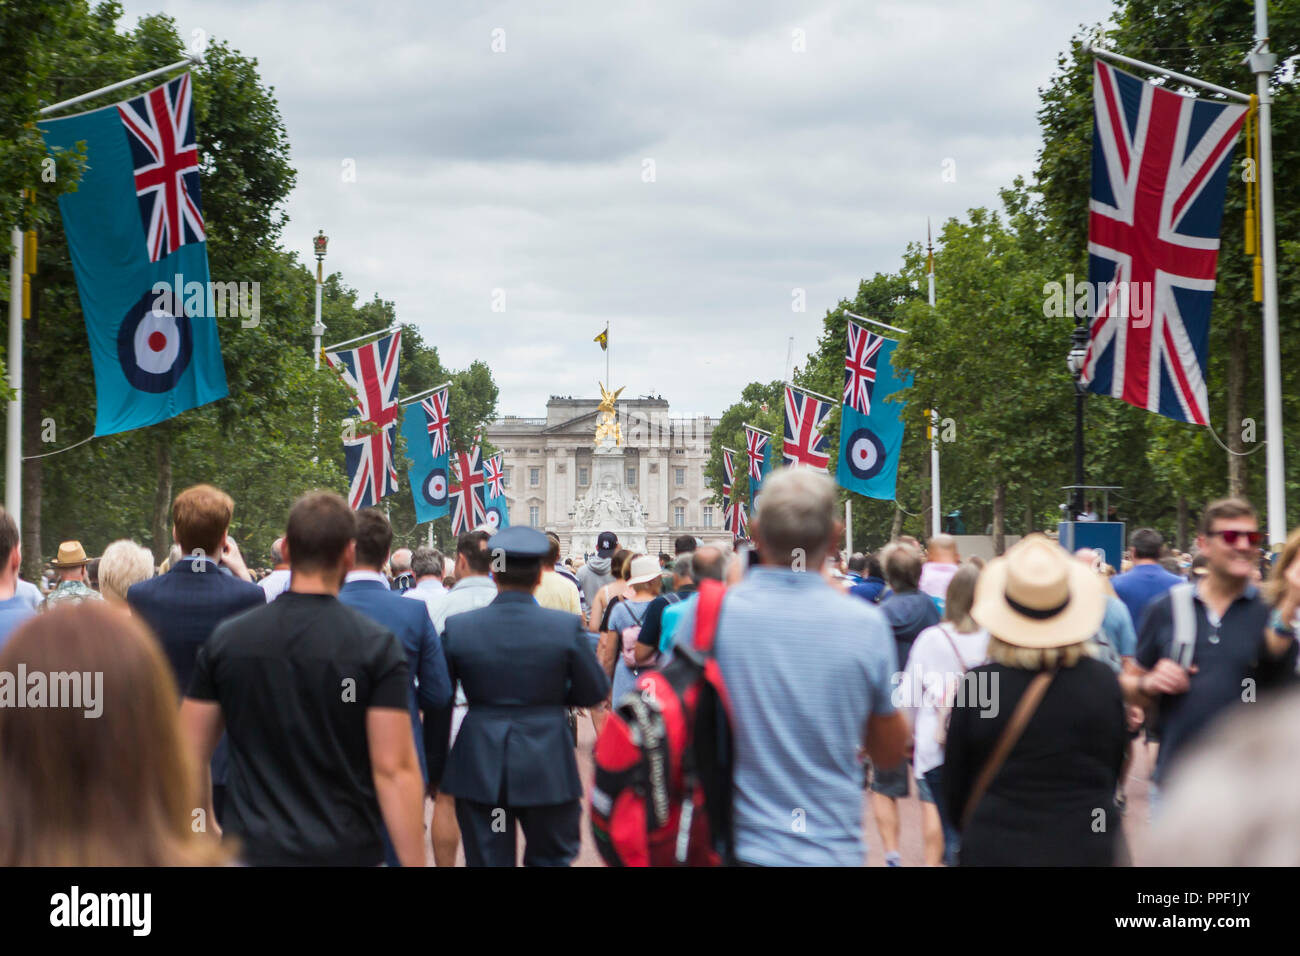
left=20, top=280, right=41, bottom=582
left=1177, top=495, right=1189, bottom=552
left=890, top=501, right=903, bottom=541
left=151, top=424, right=173, bottom=563
left=992, top=483, right=1006, bottom=555
left=1226, top=313, right=1246, bottom=496
left=1024, top=495, right=1035, bottom=536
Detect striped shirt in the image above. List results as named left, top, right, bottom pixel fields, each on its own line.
left=675, top=566, right=897, bottom=866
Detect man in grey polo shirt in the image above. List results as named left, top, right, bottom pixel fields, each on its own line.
left=675, top=468, right=908, bottom=866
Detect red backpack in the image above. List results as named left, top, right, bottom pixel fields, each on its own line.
left=590, top=578, right=735, bottom=866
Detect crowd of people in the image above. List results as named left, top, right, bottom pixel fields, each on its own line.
left=0, top=469, right=1297, bottom=867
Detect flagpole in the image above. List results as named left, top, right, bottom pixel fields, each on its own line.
left=928, top=223, right=941, bottom=540
left=36, top=55, right=202, bottom=118
left=605, top=321, right=610, bottom=387
left=399, top=381, right=452, bottom=406
left=784, top=381, right=837, bottom=405
left=844, top=311, right=908, bottom=337
left=1251, top=1, right=1287, bottom=546
left=5, top=226, right=22, bottom=528
left=845, top=498, right=853, bottom=555
left=322, top=324, right=400, bottom=353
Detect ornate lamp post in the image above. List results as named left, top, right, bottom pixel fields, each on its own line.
left=1066, top=323, right=1089, bottom=520
left=312, top=229, right=328, bottom=369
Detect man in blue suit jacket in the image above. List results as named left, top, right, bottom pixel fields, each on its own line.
left=127, top=484, right=265, bottom=825
left=432, top=526, right=609, bottom=867
left=340, top=508, right=452, bottom=865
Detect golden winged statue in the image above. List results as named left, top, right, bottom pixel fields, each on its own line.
left=594, top=382, right=625, bottom=447
left=597, top=382, right=625, bottom=413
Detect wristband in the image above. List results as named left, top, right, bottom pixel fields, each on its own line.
left=1269, top=608, right=1297, bottom=639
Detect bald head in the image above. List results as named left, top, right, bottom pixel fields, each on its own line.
left=927, top=533, right=959, bottom=563
left=692, top=545, right=726, bottom=583
left=391, top=548, right=413, bottom=574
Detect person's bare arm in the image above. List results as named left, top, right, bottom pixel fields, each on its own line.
left=220, top=537, right=255, bottom=583
left=1120, top=658, right=1190, bottom=708
left=863, top=710, right=909, bottom=768
left=367, top=707, right=427, bottom=867
left=1265, top=557, right=1300, bottom=658
left=587, top=586, right=608, bottom=633
left=178, top=699, right=225, bottom=837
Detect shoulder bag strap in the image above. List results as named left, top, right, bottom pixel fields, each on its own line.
left=940, top=624, right=970, bottom=673
left=960, top=669, right=1056, bottom=832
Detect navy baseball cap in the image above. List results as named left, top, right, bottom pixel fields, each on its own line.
left=489, top=526, right=550, bottom=560
left=596, top=531, right=618, bottom=557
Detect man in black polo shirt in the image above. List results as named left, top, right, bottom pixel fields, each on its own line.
left=1124, top=497, right=1297, bottom=800
left=180, top=491, right=426, bottom=866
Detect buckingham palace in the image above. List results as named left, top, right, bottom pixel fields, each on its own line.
left=485, top=395, right=732, bottom=558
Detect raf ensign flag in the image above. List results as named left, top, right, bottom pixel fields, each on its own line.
left=838, top=321, right=910, bottom=500
left=401, top=391, right=450, bottom=524
left=40, top=73, right=229, bottom=436
left=1081, top=60, right=1247, bottom=425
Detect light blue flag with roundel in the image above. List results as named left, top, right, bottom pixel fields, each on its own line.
left=481, top=453, right=511, bottom=532
left=40, top=73, right=229, bottom=436
left=838, top=321, right=911, bottom=500
left=401, top=397, right=450, bottom=524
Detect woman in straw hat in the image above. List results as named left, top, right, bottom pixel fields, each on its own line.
left=943, top=534, right=1129, bottom=866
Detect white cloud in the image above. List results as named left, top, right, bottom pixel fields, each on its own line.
left=119, top=0, right=1114, bottom=415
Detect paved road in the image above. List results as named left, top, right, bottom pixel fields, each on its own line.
left=433, top=716, right=1153, bottom=866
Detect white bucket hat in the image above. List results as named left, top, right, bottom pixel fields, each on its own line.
left=971, top=534, right=1105, bottom=649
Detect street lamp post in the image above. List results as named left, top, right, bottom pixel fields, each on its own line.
left=311, top=230, right=327, bottom=462
left=1066, top=322, right=1089, bottom=520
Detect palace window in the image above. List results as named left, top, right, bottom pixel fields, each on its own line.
left=674, top=506, right=685, bottom=528
left=675, top=467, right=686, bottom=486
left=703, top=506, right=713, bottom=528
left=578, top=466, right=589, bottom=486
left=529, top=506, right=540, bottom=528
left=529, top=468, right=540, bottom=487
left=626, top=467, right=637, bottom=486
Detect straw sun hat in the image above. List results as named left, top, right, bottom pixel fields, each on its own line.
left=626, top=555, right=662, bottom=586
left=971, top=534, right=1105, bottom=649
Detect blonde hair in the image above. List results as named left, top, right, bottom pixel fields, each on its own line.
left=1266, top=526, right=1300, bottom=606
left=986, top=634, right=1097, bottom=670
left=943, top=563, right=980, bottom=631
left=98, top=539, right=155, bottom=604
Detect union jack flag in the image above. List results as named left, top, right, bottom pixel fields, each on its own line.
left=118, top=73, right=204, bottom=263
left=783, top=385, right=832, bottom=470
left=482, top=452, right=505, bottom=498
left=721, top=447, right=735, bottom=498
left=844, top=321, right=886, bottom=415
left=744, top=425, right=768, bottom=481
left=421, top=386, right=450, bottom=457
left=1080, top=60, right=1246, bottom=426
left=727, top=497, right=748, bottom=539
left=325, top=330, right=401, bottom=510
left=450, top=446, right=488, bottom=534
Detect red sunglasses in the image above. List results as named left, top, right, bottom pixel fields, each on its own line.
left=1208, top=529, right=1265, bottom=547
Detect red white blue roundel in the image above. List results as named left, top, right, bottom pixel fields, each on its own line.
left=116, top=289, right=194, bottom=393
left=484, top=503, right=505, bottom=531
left=845, top=426, right=886, bottom=481
left=422, top=467, right=449, bottom=509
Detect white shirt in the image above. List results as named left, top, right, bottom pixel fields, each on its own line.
left=343, top=569, right=390, bottom=588
left=900, top=621, right=990, bottom=776
left=14, top=579, right=41, bottom=611
left=259, top=567, right=291, bottom=603
left=403, top=576, right=446, bottom=622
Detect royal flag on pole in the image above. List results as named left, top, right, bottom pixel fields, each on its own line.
left=782, top=385, right=833, bottom=470
left=729, top=496, right=748, bottom=540
left=838, top=321, right=910, bottom=500
left=1080, top=59, right=1247, bottom=425
left=40, top=73, right=229, bottom=436
left=400, top=396, right=450, bottom=524
left=325, top=329, right=402, bottom=510
left=481, top=452, right=510, bottom=531
left=744, top=424, right=771, bottom=516
left=594, top=326, right=608, bottom=351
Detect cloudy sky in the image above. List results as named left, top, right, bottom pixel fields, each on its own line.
left=120, top=0, right=1114, bottom=417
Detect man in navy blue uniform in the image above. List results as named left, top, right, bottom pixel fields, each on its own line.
left=127, top=484, right=265, bottom=824
left=432, top=525, right=609, bottom=866
left=340, top=508, right=452, bottom=864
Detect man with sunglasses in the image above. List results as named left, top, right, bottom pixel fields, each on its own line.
left=1123, top=498, right=1298, bottom=806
